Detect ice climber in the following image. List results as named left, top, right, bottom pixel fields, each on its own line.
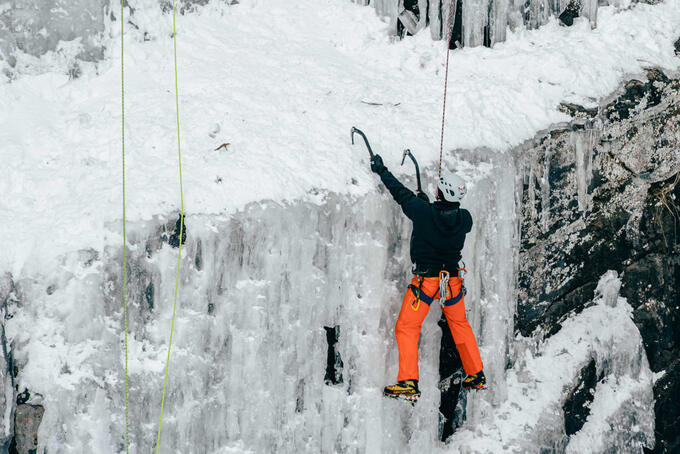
left=369, top=154, right=486, bottom=404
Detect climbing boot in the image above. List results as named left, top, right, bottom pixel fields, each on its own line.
left=384, top=379, right=420, bottom=404
left=463, top=370, right=487, bottom=390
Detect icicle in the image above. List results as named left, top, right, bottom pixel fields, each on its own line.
left=462, top=0, right=489, bottom=47
left=594, top=270, right=621, bottom=308
left=572, top=127, right=595, bottom=213
left=528, top=165, right=537, bottom=220
left=429, top=0, right=444, bottom=40
left=541, top=147, right=552, bottom=233
left=581, top=0, right=599, bottom=28
left=523, top=0, right=555, bottom=30
left=368, top=0, right=400, bottom=34
left=488, top=0, right=509, bottom=45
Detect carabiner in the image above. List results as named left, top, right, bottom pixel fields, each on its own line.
left=438, top=270, right=450, bottom=307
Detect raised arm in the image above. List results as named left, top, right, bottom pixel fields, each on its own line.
left=371, top=154, right=427, bottom=220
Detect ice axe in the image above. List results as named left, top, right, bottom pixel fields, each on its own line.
left=350, top=127, right=374, bottom=158
left=401, top=148, right=424, bottom=195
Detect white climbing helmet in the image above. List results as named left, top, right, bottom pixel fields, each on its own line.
left=438, top=171, right=467, bottom=202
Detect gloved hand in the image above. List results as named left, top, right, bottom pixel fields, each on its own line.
left=370, top=154, right=387, bottom=174
left=416, top=191, right=430, bottom=202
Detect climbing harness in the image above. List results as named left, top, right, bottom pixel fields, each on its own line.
left=156, top=0, right=186, bottom=451
left=120, top=0, right=129, bottom=451
left=438, top=0, right=457, bottom=180
left=408, top=268, right=466, bottom=309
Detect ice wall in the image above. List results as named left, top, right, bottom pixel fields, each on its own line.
left=1, top=153, right=515, bottom=453
left=1, top=191, right=406, bottom=453
left=0, top=0, right=630, bottom=75
left=0, top=0, right=108, bottom=67
left=0, top=0, right=217, bottom=73
left=2, top=146, right=656, bottom=452
left=366, top=0, right=606, bottom=47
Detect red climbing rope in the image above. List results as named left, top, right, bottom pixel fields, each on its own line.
left=438, top=0, right=457, bottom=179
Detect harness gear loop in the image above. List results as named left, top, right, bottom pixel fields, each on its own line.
left=411, top=275, right=424, bottom=311
left=438, top=270, right=450, bottom=307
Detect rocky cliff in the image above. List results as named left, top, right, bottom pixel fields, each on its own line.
left=517, top=67, right=680, bottom=453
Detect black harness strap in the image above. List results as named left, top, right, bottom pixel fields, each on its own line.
left=408, top=281, right=465, bottom=307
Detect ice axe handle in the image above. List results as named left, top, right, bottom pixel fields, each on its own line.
left=401, top=149, right=422, bottom=194
left=350, top=127, right=375, bottom=158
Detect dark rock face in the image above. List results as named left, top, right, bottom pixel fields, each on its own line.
left=563, top=359, right=597, bottom=436
left=517, top=69, right=680, bottom=452
left=626, top=173, right=680, bottom=371
left=9, top=403, right=44, bottom=454
left=0, top=278, right=45, bottom=453
left=559, top=102, right=598, bottom=121
left=323, top=325, right=344, bottom=385
left=558, top=0, right=581, bottom=26
left=651, top=361, right=680, bottom=453
left=450, top=0, right=463, bottom=50
left=160, top=0, right=210, bottom=15
left=0, top=274, right=16, bottom=449
left=168, top=214, right=187, bottom=248
left=295, top=379, right=305, bottom=413
left=605, top=69, right=669, bottom=121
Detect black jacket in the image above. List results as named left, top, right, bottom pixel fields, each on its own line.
left=378, top=168, right=472, bottom=272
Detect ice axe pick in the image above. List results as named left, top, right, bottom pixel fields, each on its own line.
left=401, top=148, right=423, bottom=194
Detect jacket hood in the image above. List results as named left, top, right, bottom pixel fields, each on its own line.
left=432, top=201, right=462, bottom=233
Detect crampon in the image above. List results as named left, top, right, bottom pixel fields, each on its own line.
left=462, top=370, right=487, bottom=390
left=383, top=380, right=421, bottom=405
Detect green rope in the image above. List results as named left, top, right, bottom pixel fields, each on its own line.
left=156, top=0, right=185, bottom=450
left=120, top=0, right=129, bottom=452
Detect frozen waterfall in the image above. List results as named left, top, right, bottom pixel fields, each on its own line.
left=1, top=0, right=672, bottom=451
left=362, top=0, right=605, bottom=47
left=1, top=150, right=655, bottom=452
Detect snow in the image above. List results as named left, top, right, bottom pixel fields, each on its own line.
left=0, top=0, right=675, bottom=452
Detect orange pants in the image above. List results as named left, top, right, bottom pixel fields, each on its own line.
left=395, top=275, right=483, bottom=381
